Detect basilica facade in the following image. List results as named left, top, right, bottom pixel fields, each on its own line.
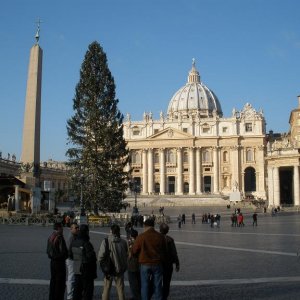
left=124, top=61, right=267, bottom=200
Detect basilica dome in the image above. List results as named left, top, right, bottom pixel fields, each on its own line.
left=167, top=60, right=223, bottom=118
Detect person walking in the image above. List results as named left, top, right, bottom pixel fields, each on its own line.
left=252, top=212, right=258, bottom=226
left=177, top=214, right=182, bottom=229
left=70, top=224, right=97, bottom=300
left=191, top=213, right=196, bottom=224
left=98, top=224, right=128, bottom=300
left=66, top=222, right=79, bottom=300
left=181, top=213, right=186, bottom=225
left=47, top=222, right=68, bottom=300
left=159, top=223, right=180, bottom=300
left=127, top=229, right=141, bottom=300
left=132, top=218, right=166, bottom=300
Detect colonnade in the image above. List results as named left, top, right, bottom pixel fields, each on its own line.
left=139, top=147, right=224, bottom=195
left=267, top=165, right=300, bottom=207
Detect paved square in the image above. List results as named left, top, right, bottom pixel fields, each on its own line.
left=1, top=207, right=300, bottom=299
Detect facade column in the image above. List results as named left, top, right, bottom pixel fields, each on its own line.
left=231, top=145, right=240, bottom=191
left=189, top=147, right=195, bottom=195
left=159, top=148, right=165, bottom=195
left=273, top=166, right=280, bottom=207
left=257, top=146, right=266, bottom=197
left=142, top=149, right=148, bottom=194
left=213, top=147, right=219, bottom=194
left=147, top=148, right=154, bottom=194
left=176, top=148, right=183, bottom=195
left=294, top=165, right=300, bottom=206
left=14, top=185, right=20, bottom=211
left=196, top=147, right=202, bottom=194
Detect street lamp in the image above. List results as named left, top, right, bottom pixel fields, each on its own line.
left=132, top=179, right=139, bottom=215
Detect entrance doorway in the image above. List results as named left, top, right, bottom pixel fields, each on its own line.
left=279, top=168, right=293, bottom=205
left=168, top=176, right=175, bottom=194
left=204, top=176, right=211, bottom=193
left=244, top=167, right=256, bottom=192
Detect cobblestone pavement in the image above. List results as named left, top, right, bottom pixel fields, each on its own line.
left=1, top=207, right=300, bottom=299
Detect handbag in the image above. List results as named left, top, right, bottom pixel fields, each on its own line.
left=99, top=238, right=115, bottom=276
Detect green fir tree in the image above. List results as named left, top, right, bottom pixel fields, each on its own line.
left=66, top=41, right=130, bottom=212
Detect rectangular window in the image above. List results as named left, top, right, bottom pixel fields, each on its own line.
left=133, top=130, right=140, bottom=136
left=202, top=127, right=210, bottom=133
left=222, top=127, right=228, bottom=133
left=154, top=129, right=159, bottom=134
left=183, top=128, right=188, bottom=133
left=245, top=123, right=253, bottom=132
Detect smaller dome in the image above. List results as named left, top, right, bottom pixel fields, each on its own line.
left=167, top=59, right=222, bottom=118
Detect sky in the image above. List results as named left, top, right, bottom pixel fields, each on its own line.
left=0, top=0, right=299, bottom=162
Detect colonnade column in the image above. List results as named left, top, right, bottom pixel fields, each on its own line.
left=273, top=166, right=280, bottom=207
left=176, top=148, right=183, bottom=195
left=160, top=148, right=165, bottom=195
left=195, top=147, right=202, bottom=194
left=213, top=147, right=219, bottom=194
left=147, top=148, right=154, bottom=194
left=142, top=149, right=148, bottom=194
left=267, top=166, right=274, bottom=207
left=294, top=165, right=300, bottom=206
left=14, top=185, right=20, bottom=211
left=189, top=147, right=195, bottom=195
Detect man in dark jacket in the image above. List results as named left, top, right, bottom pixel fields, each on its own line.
left=70, top=224, right=97, bottom=300
left=159, top=223, right=180, bottom=300
left=47, top=222, right=68, bottom=300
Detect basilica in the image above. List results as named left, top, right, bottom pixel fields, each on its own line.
left=124, top=61, right=266, bottom=200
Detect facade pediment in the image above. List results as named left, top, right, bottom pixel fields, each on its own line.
left=148, top=127, right=194, bottom=140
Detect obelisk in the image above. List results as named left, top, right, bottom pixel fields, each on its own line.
left=21, top=23, right=43, bottom=168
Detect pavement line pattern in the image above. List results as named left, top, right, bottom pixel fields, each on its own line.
left=170, top=229, right=300, bottom=237
left=2, top=277, right=300, bottom=286
left=175, top=241, right=297, bottom=256
left=90, top=230, right=297, bottom=257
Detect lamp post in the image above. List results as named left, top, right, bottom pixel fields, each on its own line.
left=79, top=173, right=87, bottom=225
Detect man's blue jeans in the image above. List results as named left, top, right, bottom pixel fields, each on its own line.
left=140, top=264, right=163, bottom=300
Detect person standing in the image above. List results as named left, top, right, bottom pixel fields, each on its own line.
left=47, top=222, right=68, bottom=300
left=159, top=223, right=180, bottom=300
left=66, top=222, right=79, bottom=300
left=70, top=224, right=97, bottom=300
left=132, top=218, right=166, bottom=300
left=98, top=224, right=128, bottom=300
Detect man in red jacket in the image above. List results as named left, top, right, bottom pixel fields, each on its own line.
left=132, top=218, right=166, bottom=300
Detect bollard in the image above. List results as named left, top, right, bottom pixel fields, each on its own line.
left=25, top=217, right=29, bottom=226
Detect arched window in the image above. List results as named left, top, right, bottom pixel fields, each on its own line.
left=246, top=149, right=253, bottom=162
left=202, top=150, right=210, bottom=162
left=166, top=149, right=176, bottom=163
left=183, top=152, right=189, bottom=163
left=223, top=151, right=229, bottom=162
left=131, top=151, right=141, bottom=164
left=154, top=153, right=159, bottom=164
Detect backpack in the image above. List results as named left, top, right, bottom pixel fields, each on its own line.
left=99, top=238, right=116, bottom=276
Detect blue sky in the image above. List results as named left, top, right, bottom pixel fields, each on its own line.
left=0, top=0, right=300, bottom=161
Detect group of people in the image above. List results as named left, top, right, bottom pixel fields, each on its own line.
left=47, top=217, right=180, bottom=300
left=201, top=213, right=221, bottom=227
